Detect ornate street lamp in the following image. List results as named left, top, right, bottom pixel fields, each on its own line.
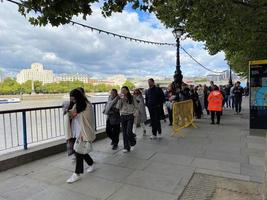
left=172, top=27, right=184, bottom=89
left=229, top=65, right=233, bottom=86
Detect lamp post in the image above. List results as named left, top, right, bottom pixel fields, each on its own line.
left=172, top=27, right=184, bottom=89
left=229, top=65, right=233, bottom=86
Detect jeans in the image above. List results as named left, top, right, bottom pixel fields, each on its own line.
left=121, top=114, right=136, bottom=150
left=106, top=119, right=120, bottom=146
left=75, top=152, right=94, bottom=174
left=211, top=111, right=221, bottom=124
left=235, top=97, right=242, bottom=113
left=148, top=106, right=162, bottom=136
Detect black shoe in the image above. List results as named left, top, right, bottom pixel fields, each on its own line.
left=211, top=122, right=215, bottom=125
left=216, top=122, right=220, bottom=125
left=169, top=123, right=172, bottom=126
left=112, top=145, right=118, bottom=150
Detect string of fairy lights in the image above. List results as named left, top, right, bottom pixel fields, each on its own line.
left=4, top=0, right=226, bottom=74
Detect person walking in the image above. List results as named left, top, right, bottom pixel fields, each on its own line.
left=208, top=85, right=223, bottom=125
left=145, top=78, right=165, bottom=139
left=203, top=85, right=210, bottom=115
left=230, top=83, right=235, bottom=110
left=117, top=86, right=138, bottom=153
left=133, top=89, right=147, bottom=136
left=103, top=89, right=121, bottom=150
left=233, top=81, right=244, bottom=114
left=65, top=89, right=96, bottom=183
left=165, top=83, right=175, bottom=126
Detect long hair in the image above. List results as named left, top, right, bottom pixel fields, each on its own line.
left=70, top=89, right=88, bottom=113
left=122, top=86, right=133, bottom=104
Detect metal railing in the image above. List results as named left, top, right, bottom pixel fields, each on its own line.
left=0, top=102, right=107, bottom=153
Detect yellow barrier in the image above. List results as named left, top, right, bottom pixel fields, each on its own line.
left=172, top=99, right=196, bottom=137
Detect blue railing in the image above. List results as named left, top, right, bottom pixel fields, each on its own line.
left=0, top=102, right=107, bottom=152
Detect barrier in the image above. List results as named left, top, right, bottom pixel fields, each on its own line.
left=172, top=99, right=196, bottom=137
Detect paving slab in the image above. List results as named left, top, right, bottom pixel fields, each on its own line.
left=144, top=162, right=194, bottom=180
left=151, top=153, right=194, bottom=166
left=103, top=154, right=151, bottom=170
left=28, top=165, right=72, bottom=185
left=26, top=186, right=96, bottom=200
left=249, top=156, right=265, bottom=167
left=125, top=170, right=181, bottom=194
left=241, top=163, right=265, bottom=183
left=90, top=163, right=134, bottom=182
left=0, top=175, right=48, bottom=200
left=191, top=158, right=240, bottom=174
left=106, top=184, right=177, bottom=200
left=62, top=175, right=122, bottom=200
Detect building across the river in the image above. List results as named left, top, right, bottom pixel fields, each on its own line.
left=16, top=63, right=55, bottom=84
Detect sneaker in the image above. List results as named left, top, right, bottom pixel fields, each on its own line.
left=150, top=135, right=156, bottom=139
left=130, top=146, right=135, bottom=151
left=157, top=134, right=162, bottom=139
left=66, top=173, right=81, bottom=183
left=87, top=165, right=94, bottom=173
left=122, top=149, right=129, bottom=153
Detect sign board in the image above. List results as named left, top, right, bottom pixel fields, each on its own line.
left=250, top=60, right=267, bottom=129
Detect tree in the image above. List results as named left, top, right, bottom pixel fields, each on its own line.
left=123, top=80, right=135, bottom=90
left=0, top=78, right=21, bottom=95
left=8, top=0, right=267, bottom=75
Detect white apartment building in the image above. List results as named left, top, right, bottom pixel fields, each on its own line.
left=16, top=63, right=55, bottom=84
left=56, top=73, right=90, bottom=83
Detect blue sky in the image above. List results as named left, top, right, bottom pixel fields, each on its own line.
left=0, top=1, right=229, bottom=79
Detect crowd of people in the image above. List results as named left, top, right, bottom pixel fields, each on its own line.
left=63, top=78, right=246, bottom=183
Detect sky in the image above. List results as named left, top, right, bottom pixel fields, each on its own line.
left=0, top=1, right=229, bottom=79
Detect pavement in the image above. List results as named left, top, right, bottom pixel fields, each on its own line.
left=0, top=98, right=265, bottom=200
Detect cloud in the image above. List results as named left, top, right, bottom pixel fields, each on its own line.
left=0, top=2, right=228, bottom=79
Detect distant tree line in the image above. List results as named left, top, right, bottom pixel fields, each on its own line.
left=0, top=78, right=136, bottom=95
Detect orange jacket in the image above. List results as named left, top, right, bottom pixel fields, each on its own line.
left=208, top=91, right=223, bottom=111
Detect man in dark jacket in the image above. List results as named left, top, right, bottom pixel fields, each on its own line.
left=145, top=78, right=165, bottom=139
left=233, top=81, right=244, bottom=114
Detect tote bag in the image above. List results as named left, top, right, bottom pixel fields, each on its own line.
left=74, top=140, right=93, bottom=154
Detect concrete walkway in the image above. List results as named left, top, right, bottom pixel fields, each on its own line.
left=0, top=99, right=265, bottom=200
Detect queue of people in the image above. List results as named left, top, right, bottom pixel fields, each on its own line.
left=63, top=79, right=245, bottom=183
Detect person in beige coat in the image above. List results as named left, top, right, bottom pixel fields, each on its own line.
left=65, top=88, right=96, bottom=183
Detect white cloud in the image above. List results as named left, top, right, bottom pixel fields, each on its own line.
left=0, top=2, right=228, bottom=78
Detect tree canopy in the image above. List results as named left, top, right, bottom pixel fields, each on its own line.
left=11, top=0, right=267, bottom=76
left=0, top=78, right=119, bottom=95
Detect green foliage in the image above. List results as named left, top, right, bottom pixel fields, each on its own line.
left=11, top=0, right=267, bottom=76
left=0, top=78, right=117, bottom=95
left=0, top=78, right=21, bottom=95
left=122, top=80, right=135, bottom=90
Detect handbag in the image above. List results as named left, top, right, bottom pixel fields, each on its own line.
left=74, top=140, right=93, bottom=154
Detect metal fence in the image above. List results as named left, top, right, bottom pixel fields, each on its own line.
left=0, top=102, right=107, bottom=153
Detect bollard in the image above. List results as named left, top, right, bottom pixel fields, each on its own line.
left=22, top=111, right=28, bottom=150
